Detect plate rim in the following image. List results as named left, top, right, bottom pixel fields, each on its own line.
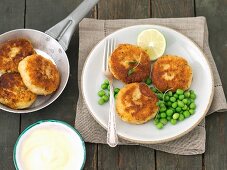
left=81, top=24, right=214, bottom=144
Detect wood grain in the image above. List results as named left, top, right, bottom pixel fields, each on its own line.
left=196, top=1, right=227, bottom=169
left=0, top=0, right=24, bottom=169
left=151, top=0, right=195, bottom=17
left=98, top=0, right=150, bottom=19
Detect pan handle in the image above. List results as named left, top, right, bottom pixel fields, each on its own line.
left=45, top=0, right=99, bottom=51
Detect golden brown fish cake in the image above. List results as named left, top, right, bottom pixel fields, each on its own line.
left=0, top=38, right=36, bottom=73
left=0, top=73, right=37, bottom=109
left=18, top=54, right=60, bottom=95
left=116, top=83, right=159, bottom=124
left=151, top=55, right=192, bottom=92
left=109, top=44, right=151, bottom=84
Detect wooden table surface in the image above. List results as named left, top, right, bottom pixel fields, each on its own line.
left=0, top=0, right=226, bottom=169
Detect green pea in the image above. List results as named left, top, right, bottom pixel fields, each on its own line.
left=184, top=91, right=190, bottom=98
left=156, top=101, right=164, bottom=106
left=101, top=83, right=108, bottom=90
left=164, top=95, right=170, bottom=101
left=178, top=100, right=185, bottom=108
left=160, top=103, right=165, bottom=108
left=104, top=79, right=109, bottom=85
left=114, top=88, right=120, bottom=94
left=173, top=113, right=180, bottom=120
left=167, top=101, right=172, bottom=107
left=166, top=109, right=174, bottom=116
left=190, top=103, right=196, bottom=109
left=167, top=116, right=171, bottom=121
left=170, top=119, right=177, bottom=125
left=160, top=112, right=167, bottom=118
left=98, top=98, right=105, bottom=105
left=172, top=102, right=178, bottom=108
left=154, top=119, right=159, bottom=125
left=145, top=77, right=152, bottom=85
left=160, top=118, right=168, bottom=125
left=151, top=87, right=157, bottom=93
left=170, top=97, right=176, bottom=102
left=179, top=95, right=185, bottom=100
left=183, top=111, right=190, bottom=118
left=160, top=107, right=167, bottom=112
left=98, top=90, right=106, bottom=97
left=176, top=107, right=182, bottom=112
left=182, top=99, right=188, bottom=104
left=189, top=109, right=195, bottom=115
left=190, top=93, right=196, bottom=99
left=176, top=89, right=184, bottom=95
left=167, top=91, right=173, bottom=96
left=157, top=93, right=163, bottom=100
left=156, top=122, right=164, bottom=129
left=173, top=94, right=179, bottom=99
left=182, top=105, right=188, bottom=111
left=179, top=114, right=185, bottom=121
left=102, top=95, right=109, bottom=102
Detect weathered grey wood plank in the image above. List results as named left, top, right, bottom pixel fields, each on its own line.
left=97, top=0, right=155, bottom=169
left=151, top=0, right=195, bottom=18
left=196, top=1, right=227, bottom=169
left=98, top=0, right=150, bottom=19
left=152, top=1, right=203, bottom=169
left=0, top=0, right=24, bottom=169
left=84, top=143, right=98, bottom=170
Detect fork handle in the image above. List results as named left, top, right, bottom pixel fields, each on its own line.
left=107, top=81, right=118, bottom=147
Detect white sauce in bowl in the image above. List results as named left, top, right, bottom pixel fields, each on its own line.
left=14, top=120, right=85, bottom=170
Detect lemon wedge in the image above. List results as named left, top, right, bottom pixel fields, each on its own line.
left=137, top=29, right=166, bottom=61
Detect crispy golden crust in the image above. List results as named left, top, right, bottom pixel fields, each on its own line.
left=18, top=54, right=60, bottom=95
left=0, top=73, right=37, bottom=109
left=0, top=38, right=36, bottom=73
left=116, top=83, right=159, bottom=124
left=109, top=44, right=151, bottom=83
left=152, top=55, right=193, bottom=92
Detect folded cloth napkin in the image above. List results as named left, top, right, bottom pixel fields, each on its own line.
left=75, top=17, right=227, bottom=155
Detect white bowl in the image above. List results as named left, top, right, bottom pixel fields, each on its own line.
left=13, top=120, right=86, bottom=170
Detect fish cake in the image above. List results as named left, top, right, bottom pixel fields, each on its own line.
left=0, top=38, right=36, bottom=73
left=109, top=44, right=151, bottom=84
left=0, top=73, right=37, bottom=109
left=116, top=83, right=159, bottom=124
left=152, top=55, right=193, bottom=92
left=18, top=54, right=60, bottom=95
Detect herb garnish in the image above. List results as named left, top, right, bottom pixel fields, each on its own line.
left=127, top=53, right=142, bottom=76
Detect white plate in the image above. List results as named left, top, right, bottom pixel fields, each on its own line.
left=82, top=25, right=214, bottom=144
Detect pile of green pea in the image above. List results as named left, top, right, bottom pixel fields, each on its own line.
left=151, top=87, right=197, bottom=129
left=97, top=80, right=120, bottom=105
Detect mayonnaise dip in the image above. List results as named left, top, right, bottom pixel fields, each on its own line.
left=14, top=121, right=85, bottom=170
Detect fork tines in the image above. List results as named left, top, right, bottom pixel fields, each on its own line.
left=103, top=38, right=116, bottom=72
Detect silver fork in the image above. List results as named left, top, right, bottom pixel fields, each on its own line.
left=103, top=38, right=118, bottom=147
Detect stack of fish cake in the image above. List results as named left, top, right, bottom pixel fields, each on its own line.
left=0, top=39, right=60, bottom=110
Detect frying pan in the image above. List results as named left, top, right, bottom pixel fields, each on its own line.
left=0, top=0, right=99, bottom=113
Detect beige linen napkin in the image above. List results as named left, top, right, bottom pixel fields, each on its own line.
left=75, top=17, right=227, bottom=155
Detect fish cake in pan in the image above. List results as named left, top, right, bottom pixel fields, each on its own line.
left=0, top=73, right=37, bottom=109
left=109, top=44, right=150, bottom=84
left=152, top=55, right=192, bottom=92
left=18, top=54, right=60, bottom=95
left=116, top=83, right=159, bottom=124
left=0, top=38, right=36, bottom=73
